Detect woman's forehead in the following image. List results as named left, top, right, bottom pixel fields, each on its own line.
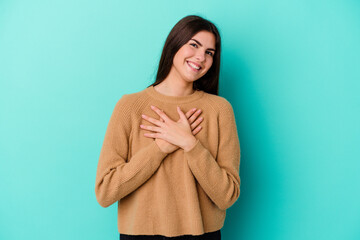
left=190, top=31, right=216, bottom=49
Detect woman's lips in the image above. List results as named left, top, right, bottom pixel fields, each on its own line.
left=187, top=61, right=202, bottom=72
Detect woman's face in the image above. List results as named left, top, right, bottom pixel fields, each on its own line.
left=171, top=30, right=216, bottom=84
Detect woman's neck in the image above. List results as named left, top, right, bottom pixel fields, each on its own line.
left=154, top=80, right=195, bottom=97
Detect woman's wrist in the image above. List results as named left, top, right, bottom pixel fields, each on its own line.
left=183, top=136, right=198, bottom=152
left=155, top=138, right=178, bottom=154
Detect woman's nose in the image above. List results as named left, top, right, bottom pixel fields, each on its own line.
left=195, top=51, right=206, bottom=62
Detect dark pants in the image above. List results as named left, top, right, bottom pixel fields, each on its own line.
left=120, top=230, right=221, bottom=240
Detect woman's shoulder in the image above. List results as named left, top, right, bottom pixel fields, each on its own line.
left=203, top=92, right=234, bottom=113
left=112, top=87, right=152, bottom=117
left=116, top=87, right=148, bottom=105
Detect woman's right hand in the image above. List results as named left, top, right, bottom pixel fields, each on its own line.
left=155, top=108, right=203, bottom=154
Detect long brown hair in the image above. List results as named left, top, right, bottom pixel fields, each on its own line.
left=148, top=15, right=221, bottom=95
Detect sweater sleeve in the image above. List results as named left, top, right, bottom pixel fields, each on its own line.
left=184, top=99, right=241, bottom=210
left=95, top=95, right=169, bottom=208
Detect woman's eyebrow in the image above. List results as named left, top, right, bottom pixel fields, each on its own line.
left=190, top=38, right=216, bottom=52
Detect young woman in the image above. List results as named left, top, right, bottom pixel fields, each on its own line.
left=95, top=15, right=241, bottom=240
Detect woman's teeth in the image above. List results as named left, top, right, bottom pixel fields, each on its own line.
left=187, top=61, right=201, bottom=70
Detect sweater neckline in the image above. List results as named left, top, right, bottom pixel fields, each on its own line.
left=145, top=85, right=205, bottom=104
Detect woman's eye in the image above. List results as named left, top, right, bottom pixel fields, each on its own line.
left=190, top=43, right=197, bottom=48
left=206, top=51, right=214, bottom=56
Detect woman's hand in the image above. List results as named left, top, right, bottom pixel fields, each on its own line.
left=140, top=105, right=203, bottom=153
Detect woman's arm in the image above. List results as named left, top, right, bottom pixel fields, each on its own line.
left=95, top=95, right=168, bottom=208
left=183, top=99, right=241, bottom=210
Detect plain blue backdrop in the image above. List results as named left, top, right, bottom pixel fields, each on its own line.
left=0, top=0, right=359, bottom=239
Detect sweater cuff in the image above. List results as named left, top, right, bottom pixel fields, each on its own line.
left=122, top=140, right=169, bottom=184
left=151, top=140, right=169, bottom=158
left=183, top=139, right=204, bottom=156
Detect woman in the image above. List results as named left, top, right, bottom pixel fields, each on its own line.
left=95, top=15, right=241, bottom=240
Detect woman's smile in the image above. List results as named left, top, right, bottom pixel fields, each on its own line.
left=186, top=60, right=202, bottom=72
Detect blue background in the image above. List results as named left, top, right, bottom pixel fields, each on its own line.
left=1, top=0, right=359, bottom=239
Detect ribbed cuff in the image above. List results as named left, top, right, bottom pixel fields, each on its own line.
left=151, top=140, right=170, bottom=157
left=183, top=139, right=201, bottom=154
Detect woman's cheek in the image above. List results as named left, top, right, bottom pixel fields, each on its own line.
left=185, top=46, right=195, bottom=55
left=206, top=59, right=213, bottom=70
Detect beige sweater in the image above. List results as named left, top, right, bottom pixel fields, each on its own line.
left=95, top=85, right=241, bottom=237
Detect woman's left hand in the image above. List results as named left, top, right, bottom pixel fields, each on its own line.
left=140, top=105, right=198, bottom=151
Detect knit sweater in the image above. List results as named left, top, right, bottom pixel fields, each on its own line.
left=95, top=85, right=241, bottom=237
